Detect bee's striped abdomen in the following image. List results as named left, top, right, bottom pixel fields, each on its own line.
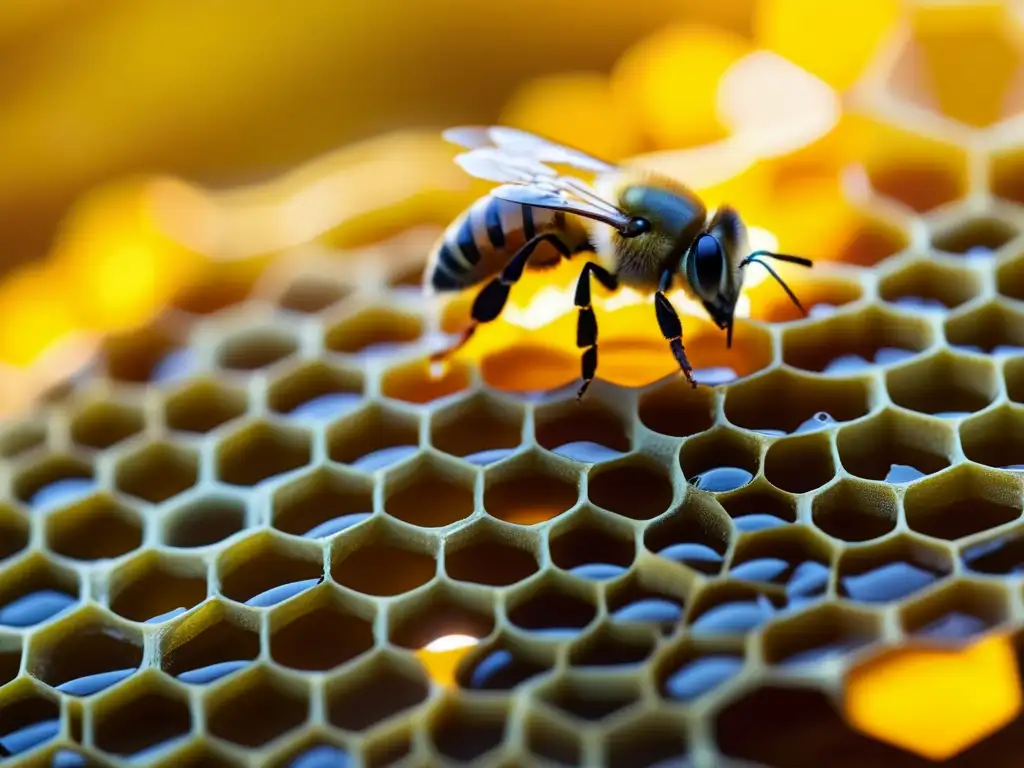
left=426, top=195, right=585, bottom=293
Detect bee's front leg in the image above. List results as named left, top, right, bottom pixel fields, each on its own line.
left=655, top=269, right=697, bottom=388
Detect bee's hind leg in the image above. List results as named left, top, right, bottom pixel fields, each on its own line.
left=574, top=262, right=619, bottom=402
left=655, top=269, right=697, bottom=388
left=430, top=234, right=571, bottom=363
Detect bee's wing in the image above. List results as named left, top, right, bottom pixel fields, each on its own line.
left=488, top=182, right=634, bottom=232
left=443, top=125, right=616, bottom=174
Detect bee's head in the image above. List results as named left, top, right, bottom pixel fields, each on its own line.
left=685, top=233, right=741, bottom=341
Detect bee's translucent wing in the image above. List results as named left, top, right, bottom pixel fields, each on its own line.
left=490, top=182, right=633, bottom=231
left=444, top=125, right=616, bottom=174
left=453, top=147, right=557, bottom=184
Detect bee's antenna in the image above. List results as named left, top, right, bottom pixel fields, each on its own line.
left=726, top=318, right=734, bottom=349
left=740, top=250, right=813, bottom=316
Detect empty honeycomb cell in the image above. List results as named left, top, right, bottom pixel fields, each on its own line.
left=429, top=392, right=524, bottom=465
left=455, top=634, right=555, bottom=691
left=47, top=493, right=143, bottom=563
left=326, top=402, right=419, bottom=472
left=836, top=410, right=953, bottom=483
left=325, top=306, right=424, bottom=358
left=443, top=519, right=540, bottom=587
left=383, top=454, right=475, bottom=528
left=993, top=146, right=1024, bottom=206
left=218, top=532, right=323, bottom=607
left=325, top=652, right=428, bottom=733
left=724, top=368, right=873, bottom=436
left=549, top=509, right=636, bottom=581
left=567, top=623, right=656, bottom=668
left=162, top=493, right=247, bottom=548
left=330, top=520, right=437, bottom=597
left=748, top=271, right=865, bottom=325
left=266, top=361, right=364, bottom=421
left=961, top=526, right=1024, bottom=576
left=904, top=463, right=1022, bottom=541
left=14, top=454, right=95, bottom=509
left=856, top=121, right=969, bottom=214
left=680, top=428, right=761, bottom=492
left=837, top=534, right=952, bottom=604
left=899, top=579, right=1009, bottom=641
left=604, top=712, right=690, bottom=768
left=534, top=394, right=631, bottom=463
left=998, top=254, right=1024, bottom=304
left=270, top=589, right=375, bottom=671
left=686, top=583, right=781, bottom=636
left=484, top=452, right=580, bottom=525
left=932, top=215, right=1020, bottom=257
left=427, top=697, right=508, bottom=763
left=164, top=379, right=249, bottom=434
left=204, top=666, right=310, bottom=749
left=945, top=301, right=1024, bottom=355
left=276, top=274, right=350, bottom=314
left=68, top=400, right=144, bottom=450
left=0, top=554, right=80, bottom=628
left=719, top=483, right=798, bottom=532
left=764, top=432, right=836, bottom=494
left=91, top=672, right=192, bottom=759
left=0, top=421, right=46, bottom=460
left=537, top=674, right=641, bottom=722
left=506, top=574, right=598, bottom=638
left=637, top=376, right=716, bottom=438
left=763, top=604, right=881, bottom=666
left=381, top=358, right=472, bottom=405
left=27, top=606, right=141, bottom=696
left=108, top=551, right=208, bottom=623
left=887, top=351, right=998, bottom=419
left=655, top=639, right=744, bottom=704
left=101, top=324, right=188, bottom=384
left=114, top=441, right=198, bottom=503
left=171, top=266, right=253, bottom=317
left=0, top=506, right=29, bottom=563
left=160, top=602, right=260, bottom=684
left=524, top=710, right=582, bottom=766
left=217, top=420, right=312, bottom=486
left=961, top=405, right=1024, bottom=469
left=644, top=492, right=731, bottom=575
left=588, top=457, right=672, bottom=520
left=272, top=467, right=373, bottom=539
left=782, top=306, right=934, bottom=374
left=388, top=584, right=495, bottom=649
left=879, top=259, right=982, bottom=312
left=216, top=327, right=298, bottom=372
left=605, top=567, right=687, bottom=630
left=812, top=479, right=898, bottom=543
left=0, top=683, right=61, bottom=757
left=713, top=683, right=920, bottom=765
left=1007, top=357, right=1024, bottom=404
left=730, top=527, right=834, bottom=602
left=834, top=213, right=910, bottom=267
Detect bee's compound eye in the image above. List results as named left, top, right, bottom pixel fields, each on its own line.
left=623, top=217, right=650, bottom=238
left=693, top=234, right=725, bottom=298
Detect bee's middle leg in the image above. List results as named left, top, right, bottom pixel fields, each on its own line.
left=431, top=234, right=571, bottom=362
left=655, top=269, right=697, bottom=388
left=574, top=261, right=619, bottom=401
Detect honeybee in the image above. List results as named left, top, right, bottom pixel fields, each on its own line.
left=426, top=126, right=813, bottom=400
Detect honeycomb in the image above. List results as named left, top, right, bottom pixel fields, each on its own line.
left=5, top=5, right=1024, bottom=768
